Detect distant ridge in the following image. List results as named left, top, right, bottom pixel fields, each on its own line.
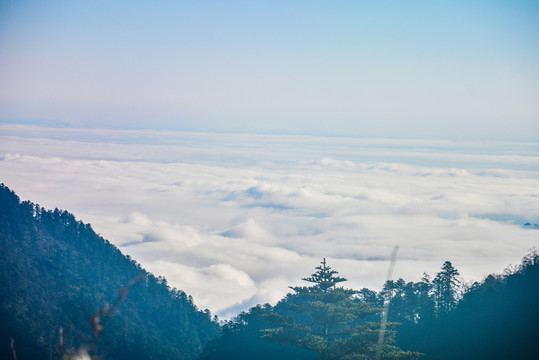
left=0, top=184, right=219, bottom=359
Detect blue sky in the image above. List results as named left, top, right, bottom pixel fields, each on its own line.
left=1, top=0, right=538, bottom=139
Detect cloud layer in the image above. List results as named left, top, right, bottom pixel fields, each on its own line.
left=1, top=125, right=538, bottom=317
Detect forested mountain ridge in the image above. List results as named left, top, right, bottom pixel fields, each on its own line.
left=200, top=259, right=422, bottom=360
left=390, top=251, right=539, bottom=359
left=0, top=184, right=220, bottom=359
left=200, top=254, right=539, bottom=359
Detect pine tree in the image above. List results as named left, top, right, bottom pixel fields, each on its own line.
left=433, top=261, right=460, bottom=316
left=416, top=273, right=435, bottom=323
left=263, top=259, right=422, bottom=360
left=296, top=258, right=347, bottom=293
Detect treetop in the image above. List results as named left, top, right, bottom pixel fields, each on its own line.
left=294, top=258, right=347, bottom=293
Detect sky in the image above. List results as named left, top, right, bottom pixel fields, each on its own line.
left=1, top=0, right=539, bottom=139
left=1, top=1, right=539, bottom=318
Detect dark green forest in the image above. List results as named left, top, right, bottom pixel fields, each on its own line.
left=200, top=254, right=539, bottom=360
left=200, top=259, right=422, bottom=360
left=0, top=184, right=219, bottom=359
left=1, top=183, right=538, bottom=359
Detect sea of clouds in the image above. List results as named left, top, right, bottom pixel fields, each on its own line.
left=1, top=124, right=538, bottom=318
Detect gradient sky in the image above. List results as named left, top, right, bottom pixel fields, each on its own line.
left=1, top=0, right=538, bottom=139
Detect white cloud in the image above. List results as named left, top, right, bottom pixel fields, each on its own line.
left=146, top=261, right=257, bottom=315
left=1, top=125, right=538, bottom=317
left=125, top=212, right=153, bottom=226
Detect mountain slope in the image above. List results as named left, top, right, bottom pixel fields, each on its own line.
left=0, top=184, right=219, bottom=359
left=393, top=250, right=539, bottom=359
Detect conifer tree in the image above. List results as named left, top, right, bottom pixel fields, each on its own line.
left=416, top=273, right=435, bottom=323
left=297, top=258, right=347, bottom=293
left=433, top=261, right=460, bottom=316
left=263, top=259, right=422, bottom=360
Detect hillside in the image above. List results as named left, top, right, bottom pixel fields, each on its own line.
left=394, top=250, right=539, bottom=359
left=198, top=254, right=539, bottom=359
left=0, top=184, right=220, bottom=359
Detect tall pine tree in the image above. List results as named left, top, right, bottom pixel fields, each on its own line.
left=433, top=261, right=460, bottom=316
left=263, top=259, right=422, bottom=360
